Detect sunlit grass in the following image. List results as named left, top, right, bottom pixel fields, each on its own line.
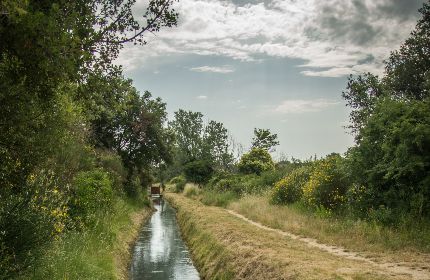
left=229, top=195, right=430, bottom=263
left=166, top=193, right=405, bottom=280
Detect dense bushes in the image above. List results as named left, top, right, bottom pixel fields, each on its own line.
left=346, top=98, right=430, bottom=218
left=303, top=155, right=349, bottom=210
left=271, top=155, right=349, bottom=211
left=69, top=170, right=114, bottom=227
left=183, top=160, right=214, bottom=185
left=271, top=166, right=311, bottom=205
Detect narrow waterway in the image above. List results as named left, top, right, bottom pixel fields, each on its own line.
left=130, top=198, right=200, bottom=280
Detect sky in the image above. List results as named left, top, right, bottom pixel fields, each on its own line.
left=116, top=0, right=425, bottom=160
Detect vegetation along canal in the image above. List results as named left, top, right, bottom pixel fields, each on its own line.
left=130, top=199, right=200, bottom=279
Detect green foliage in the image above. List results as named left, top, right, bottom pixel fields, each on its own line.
left=168, top=110, right=233, bottom=172
left=341, top=2, right=430, bottom=222
left=202, top=120, right=234, bottom=170
left=183, top=160, right=214, bottom=185
left=69, top=170, right=114, bottom=228
left=90, top=86, right=173, bottom=184
left=0, top=0, right=179, bottom=276
left=0, top=173, right=68, bottom=279
left=238, top=148, right=275, bottom=175
left=251, top=128, right=280, bottom=152
left=385, top=2, right=430, bottom=100
left=303, top=154, right=349, bottom=211
left=271, top=166, right=312, bottom=205
left=18, top=196, right=149, bottom=280
left=169, top=110, right=205, bottom=162
left=96, top=149, right=127, bottom=192
left=170, top=175, right=187, bottom=193
left=206, top=168, right=287, bottom=196
left=346, top=98, right=430, bottom=218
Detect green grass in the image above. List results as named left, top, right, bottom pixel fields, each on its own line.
left=18, top=197, right=150, bottom=280
left=200, top=190, right=238, bottom=208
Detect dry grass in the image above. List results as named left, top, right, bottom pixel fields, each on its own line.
left=166, top=193, right=416, bottom=280
left=229, top=195, right=430, bottom=269
left=183, top=183, right=201, bottom=197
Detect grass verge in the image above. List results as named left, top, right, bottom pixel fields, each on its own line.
left=229, top=195, right=430, bottom=267
left=18, top=197, right=152, bottom=280
left=165, top=193, right=408, bottom=280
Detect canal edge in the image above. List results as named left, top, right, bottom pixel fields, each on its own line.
left=115, top=203, right=155, bottom=280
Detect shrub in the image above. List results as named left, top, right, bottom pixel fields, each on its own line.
left=183, top=160, right=214, bottom=185
left=0, top=171, right=68, bottom=278
left=170, top=175, right=187, bottom=193
left=69, top=170, right=113, bottom=227
left=237, top=148, right=275, bottom=175
left=271, top=166, right=311, bottom=205
left=346, top=98, right=430, bottom=218
left=303, top=154, right=349, bottom=210
left=183, top=183, right=200, bottom=197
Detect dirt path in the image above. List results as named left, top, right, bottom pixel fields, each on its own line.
left=227, top=209, right=430, bottom=280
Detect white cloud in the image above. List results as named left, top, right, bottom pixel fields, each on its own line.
left=274, top=99, right=340, bottom=114
left=117, top=0, right=421, bottom=77
left=190, top=65, right=235, bottom=73
left=196, top=95, right=208, bottom=99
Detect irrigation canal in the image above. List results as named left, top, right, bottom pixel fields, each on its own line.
left=129, top=198, right=200, bottom=280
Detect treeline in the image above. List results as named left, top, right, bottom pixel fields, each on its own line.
left=169, top=2, right=430, bottom=225
left=0, top=0, right=177, bottom=278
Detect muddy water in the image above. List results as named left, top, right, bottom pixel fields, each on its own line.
left=130, top=199, right=200, bottom=280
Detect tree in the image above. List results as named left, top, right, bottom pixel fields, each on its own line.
left=169, top=110, right=204, bottom=163
left=90, top=85, right=172, bottom=186
left=342, top=73, right=385, bottom=136
left=251, top=128, right=279, bottom=152
left=237, top=148, right=275, bottom=175
left=346, top=98, right=430, bottom=217
left=343, top=1, right=430, bottom=219
left=384, top=1, right=430, bottom=100
left=183, top=160, right=214, bottom=185
left=202, top=120, right=234, bottom=170
left=0, top=0, right=178, bottom=192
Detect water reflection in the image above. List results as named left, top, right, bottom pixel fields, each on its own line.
left=130, top=199, right=200, bottom=280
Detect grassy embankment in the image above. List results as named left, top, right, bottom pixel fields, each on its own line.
left=165, top=192, right=413, bottom=280
left=178, top=181, right=430, bottom=268
left=229, top=195, right=430, bottom=268
left=18, top=197, right=152, bottom=280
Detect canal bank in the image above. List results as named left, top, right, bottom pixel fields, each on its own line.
left=165, top=193, right=418, bottom=280
left=115, top=205, right=154, bottom=280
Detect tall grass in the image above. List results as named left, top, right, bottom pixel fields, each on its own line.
left=201, top=190, right=238, bottom=208
left=183, top=183, right=200, bottom=198
left=18, top=197, right=150, bottom=280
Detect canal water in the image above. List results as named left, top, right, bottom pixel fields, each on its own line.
left=129, top=199, right=200, bottom=280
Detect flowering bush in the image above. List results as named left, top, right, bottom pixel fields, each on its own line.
left=271, top=166, right=311, bottom=205
left=303, top=154, right=348, bottom=210
left=0, top=170, right=69, bottom=278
